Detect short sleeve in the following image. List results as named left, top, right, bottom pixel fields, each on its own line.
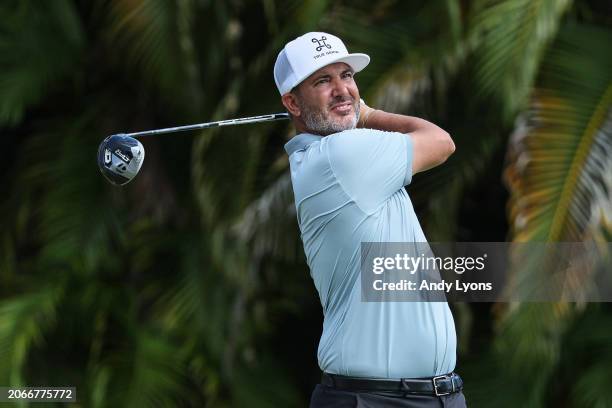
left=326, top=128, right=413, bottom=213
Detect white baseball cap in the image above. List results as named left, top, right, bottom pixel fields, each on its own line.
left=273, top=32, right=370, bottom=95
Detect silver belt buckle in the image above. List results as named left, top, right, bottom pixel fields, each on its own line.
left=433, top=375, right=451, bottom=396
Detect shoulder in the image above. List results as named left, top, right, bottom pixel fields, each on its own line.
left=326, top=128, right=409, bottom=155
left=327, top=128, right=398, bottom=142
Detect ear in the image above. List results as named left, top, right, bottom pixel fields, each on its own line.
left=281, top=93, right=301, bottom=117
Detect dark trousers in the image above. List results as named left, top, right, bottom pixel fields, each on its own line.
left=309, top=384, right=467, bottom=408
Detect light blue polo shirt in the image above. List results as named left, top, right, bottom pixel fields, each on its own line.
left=285, top=128, right=456, bottom=379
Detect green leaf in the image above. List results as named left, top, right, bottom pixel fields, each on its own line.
left=233, top=172, right=301, bottom=261
left=505, top=22, right=612, bottom=242
left=0, top=286, right=63, bottom=385
left=0, top=1, right=84, bottom=125
left=98, top=331, right=191, bottom=407
left=469, top=0, right=572, bottom=120
left=105, top=0, right=190, bottom=104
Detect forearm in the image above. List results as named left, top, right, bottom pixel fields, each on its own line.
left=358, top=103, right=444, bottom=135
left=357, top=100, right=455, bottom=174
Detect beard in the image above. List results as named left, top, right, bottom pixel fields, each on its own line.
left=297, top=96, right=360, bottom=136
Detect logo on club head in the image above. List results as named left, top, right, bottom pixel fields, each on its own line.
left=114, top=149, right=130, bottom=163
left=104, top=148, right=112, bottom=165
left=115, top=163, right=127, bottom=173
left=312, top=36, right=332, bottom=52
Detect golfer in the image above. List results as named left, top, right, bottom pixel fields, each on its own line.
left=274, top=32, right=465, bottom=407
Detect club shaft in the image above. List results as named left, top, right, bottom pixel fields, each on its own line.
left=125, top=113, right=290, bottom=138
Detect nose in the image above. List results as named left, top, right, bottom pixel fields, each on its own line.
left=330, top=76, right=350, bottom=99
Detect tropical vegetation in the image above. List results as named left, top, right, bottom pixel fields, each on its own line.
left=0, top=0, right=610, bottom=406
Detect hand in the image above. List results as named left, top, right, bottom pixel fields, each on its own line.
left=358, top=99, right=376, bottom=128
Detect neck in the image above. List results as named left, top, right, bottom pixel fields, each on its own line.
left=293, top=118, right=319, bottom=136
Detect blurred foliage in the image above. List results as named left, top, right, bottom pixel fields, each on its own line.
left=0, top=0, right=611, bottom=407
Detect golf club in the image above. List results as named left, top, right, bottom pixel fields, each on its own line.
left=97, top=112, right=289, bottom=186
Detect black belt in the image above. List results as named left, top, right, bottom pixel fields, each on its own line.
left=322, top=372, right=463, bottom=397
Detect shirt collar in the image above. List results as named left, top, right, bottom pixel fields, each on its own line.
left=284, top=133, right=323, bottom=156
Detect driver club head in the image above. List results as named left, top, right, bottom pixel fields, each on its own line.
left=97, top=134, right=145, bottom=186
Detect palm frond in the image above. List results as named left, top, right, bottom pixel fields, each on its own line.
left=565, top=308, right=612, bottom=408
left=0, top=286, right=63, bottom=385
left=469, top=0, right=572, bottom=120
left=327, top=1, right=467, bottom=114
left=505, top=22, right=612, bottom=242
left=409, top=118, right=504, bottom=240
left=230, top=353, right=302, bottom=408
left=154, top=237, right=231, bottom=357
left=500, top=27, right=612, bottom=393
left=232, top=172, right=300, bottom=261
left=460, top=350, right=535, bottom=407
left=105, top=0, right=191, bottom=104
left=93, top=331, right=190, bottom=407
left=18, top=126, right=122, bottom=273
left=572, top=356, right=612, bottom=408
left=0, top=1, right=84, bottom=125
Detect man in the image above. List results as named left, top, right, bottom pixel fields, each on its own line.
left=274, top=32, right=466, bottom=407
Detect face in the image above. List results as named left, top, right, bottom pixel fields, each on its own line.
left=283, top=62, right=360, bottom=136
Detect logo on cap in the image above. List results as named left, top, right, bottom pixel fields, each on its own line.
left=311, top=36, right=332, bottom=52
